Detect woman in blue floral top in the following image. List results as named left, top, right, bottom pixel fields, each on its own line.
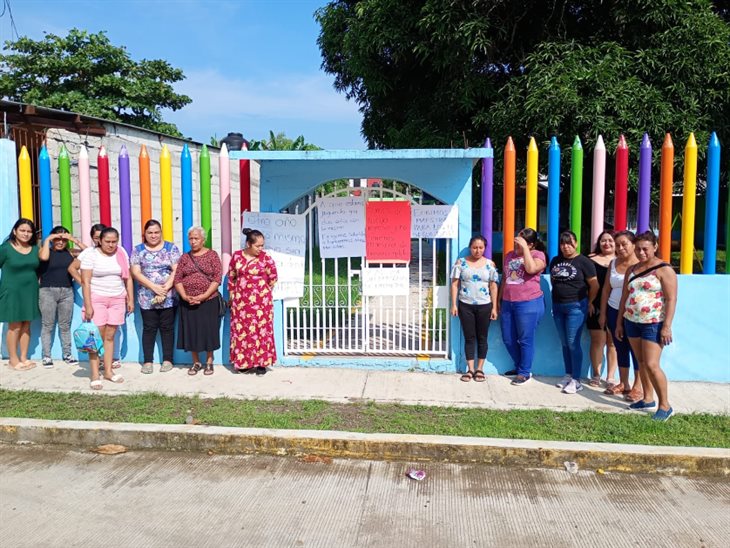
left=450, top=235, right=499, bottom=382
left=130, top=219, right=181, bottom=374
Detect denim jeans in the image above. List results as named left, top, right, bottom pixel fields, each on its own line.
left=39, top=286, right=75, bottom=357
left=500, top=296, right=545, bottom=377
left=606, top=306, right=638, bottom=370
left=552, top=298, right=588, bottom=379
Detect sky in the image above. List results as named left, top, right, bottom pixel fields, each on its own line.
left=0, top=0, right=366, bottom=149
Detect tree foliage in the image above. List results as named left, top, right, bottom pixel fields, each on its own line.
left=0, top=29, right=191, bottom=136
left=248, top=130, right=321, bottom=151
left=316, top=0, right=730, bottom=154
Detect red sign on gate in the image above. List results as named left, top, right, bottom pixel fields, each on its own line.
left=365, top=201, right=411, bottom=263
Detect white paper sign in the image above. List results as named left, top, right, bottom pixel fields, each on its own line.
left=318, top=196, right=366, bottom=258
left=361, top=266, right=410, bottom=296
left=242, top=212, right=306, bottom=300
left=411, top=205, right=458, bottom=238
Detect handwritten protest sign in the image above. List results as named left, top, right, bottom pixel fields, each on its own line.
left=318, top=196, right=366, bottom=258
left=362, top=266, right=410, bottom=296
left=242, top=212, right=306, bottom=300
left=365, top=201, right=411, bottom=263
left=411, top=205, right=458, bottom=239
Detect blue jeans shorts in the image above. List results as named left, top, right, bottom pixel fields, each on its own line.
left=624, top=318, right=663, bottom=344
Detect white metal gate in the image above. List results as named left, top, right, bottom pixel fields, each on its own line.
left=282, top=181, right=452, bottom=357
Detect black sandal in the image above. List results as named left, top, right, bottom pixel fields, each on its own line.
left=460, top=371, right=474, bottom=382
left=473, top=370, right=486, bottom=382
left=203, top=363, right=214, bottom=376
left=255, top=366, right=268, bottom=376
left=188, top=362, right=202, bottom=376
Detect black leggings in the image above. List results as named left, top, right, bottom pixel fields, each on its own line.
left=458, top=302, right=493, bottom=361
left=141, top=307, right=176, bottom=363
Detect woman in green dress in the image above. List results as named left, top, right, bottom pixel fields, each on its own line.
left=0, top=218, right=40, bottom=370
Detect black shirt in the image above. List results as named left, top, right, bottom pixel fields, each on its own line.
left=549, top=254, right=596, bottom=303
left=38, top=249, right=74, bottom=288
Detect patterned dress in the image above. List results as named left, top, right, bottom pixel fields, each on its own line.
left=228, top=250, right=278, bottom=370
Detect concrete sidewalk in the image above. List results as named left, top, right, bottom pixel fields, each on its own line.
left=2, top=360, right=728, bottom=415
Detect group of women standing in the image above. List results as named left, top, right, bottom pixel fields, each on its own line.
left=452, top=228, right=677, bottom=421
left=0, top=218, right=279, bottom=389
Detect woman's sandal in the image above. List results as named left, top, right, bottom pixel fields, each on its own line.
left=188, top=362, right=202, bottom=376
left=9, top=361, right=36, bottom=371
left=604, top=382, right=625, bottom=395
left=203, top=363, right=214, bottom=376
left=460, top=371, right=474, bottom=382
left=473, top=370, right=486, bottom=383
left=588, top=375, right=601, bottom=387
left=141, top=362, right=153, bottom=374
left=624, top=388, right=644, bottom=402
left=90, top=379, right=103, bottom=390
left=160, top=361, right=174, bottom=373
left=104, top=374, right=124, bottom=384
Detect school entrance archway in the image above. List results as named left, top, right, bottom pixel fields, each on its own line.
left=229, top=149, right=489, bottom=369
left=282, top=180, right=452, bottom=357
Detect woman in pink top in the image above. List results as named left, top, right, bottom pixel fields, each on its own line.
left=80, top=227, right=134, bottom=390
left=499, top=228, right=547, bottom=386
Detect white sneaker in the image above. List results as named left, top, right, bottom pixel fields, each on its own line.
left=556, top=375, right=572, bottom=388
left=562, top=379, right=584, bottom=394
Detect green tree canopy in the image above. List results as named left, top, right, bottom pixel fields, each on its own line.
left=248, top=130, right=321, bottom=151
left=0, top=28, right=191, bottom=137
left=316, top=0, right=730, bottom=153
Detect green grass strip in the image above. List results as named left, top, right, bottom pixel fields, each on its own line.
left=1, top=389, right=728, bottom=448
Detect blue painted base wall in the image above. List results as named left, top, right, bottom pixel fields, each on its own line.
left=2, top=275, right=729, bottom=382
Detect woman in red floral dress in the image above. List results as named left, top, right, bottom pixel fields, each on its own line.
left=228, top=229, right=278, bottom=375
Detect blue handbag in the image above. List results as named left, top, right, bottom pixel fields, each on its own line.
left=73, top=321, right=105, bottom=356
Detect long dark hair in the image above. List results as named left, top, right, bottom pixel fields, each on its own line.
left=635, top=230, right=658, bottom=246
left=7, top=218, right=37, bottom=246
left=242, top=228, right=265, bottom=246
left=613, top=230, right=636, bottom=244
left=468, top=235, right=487, bottom=248
left=99, top=227, right=119, bottom=241
left=50, top=225, right=71, bottom=250
left=518, top=228, right=545, bottom=253
left=592, top=230, right=615, bottom=255
left=142, top=219, right=162, bottom=244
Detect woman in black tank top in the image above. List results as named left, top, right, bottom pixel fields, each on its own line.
left=38, top=226, right=86, bottom=367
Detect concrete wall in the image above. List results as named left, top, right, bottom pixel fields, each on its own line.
left=41, top=126, right=255, bottom=250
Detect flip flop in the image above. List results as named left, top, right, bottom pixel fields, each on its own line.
left=104, top=374, right=124, bottom=384
left=90, top=379, right=103, bottom=390
left=460, top=371, right=473, bottom=382
left=9, top=361, right=36, bottom=371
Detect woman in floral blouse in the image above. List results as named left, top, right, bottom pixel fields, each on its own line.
left=130, top=220, right=180, bottom=374
left=450, top=235, right=499, bottom=382
left=228, top=228, right=278, bottom=375
left=173, top=226, right=222, bottom=376
left=616, top=231, right=677, bottom=421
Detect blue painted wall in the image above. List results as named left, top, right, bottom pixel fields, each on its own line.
left=10, top=274, right=729, bottom=382
left=3, top=148, right=729, bottom=382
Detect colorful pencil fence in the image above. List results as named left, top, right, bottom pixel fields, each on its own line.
left=4, top=132, right=726, bottom=276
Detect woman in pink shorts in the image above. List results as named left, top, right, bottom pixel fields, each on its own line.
left=80, top=227, right=134, bottom=389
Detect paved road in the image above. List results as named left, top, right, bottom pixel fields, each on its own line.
left=1, top=444, right=728, bottom=547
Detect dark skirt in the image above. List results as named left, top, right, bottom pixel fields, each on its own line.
left=176, top=298, right=221, bottom=352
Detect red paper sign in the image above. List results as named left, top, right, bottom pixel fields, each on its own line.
left=366, top=201, right=411, bottom=263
